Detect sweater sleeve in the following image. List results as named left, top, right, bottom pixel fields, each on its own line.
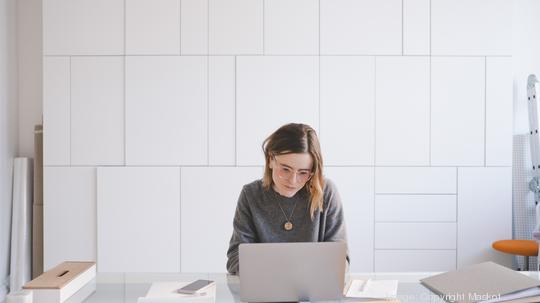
left=322, top=179, right=350, bottom=262
left=226, top=187, right=258, bottom=275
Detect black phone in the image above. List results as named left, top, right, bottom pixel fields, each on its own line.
left=176, top=279, right=215, bottom=294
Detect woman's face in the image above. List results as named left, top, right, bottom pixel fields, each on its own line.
left=269, top=153, right=314, bottom=197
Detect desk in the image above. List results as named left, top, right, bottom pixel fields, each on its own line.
left=22, top=272, right=540, bottom=303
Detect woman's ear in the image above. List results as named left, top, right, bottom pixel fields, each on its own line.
left=268, top=157, right=273, bottom=169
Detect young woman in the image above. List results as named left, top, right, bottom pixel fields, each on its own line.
left=226, top=123, right=348, bottom=274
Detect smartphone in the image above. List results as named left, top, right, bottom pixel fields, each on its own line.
left=177, top=279, right=215, bottom=294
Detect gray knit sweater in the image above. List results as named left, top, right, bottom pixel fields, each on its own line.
left=226, top=178, right=348, bottom=274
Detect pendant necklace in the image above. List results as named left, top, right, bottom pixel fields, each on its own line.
left=276, top=200, right=298, bottom=231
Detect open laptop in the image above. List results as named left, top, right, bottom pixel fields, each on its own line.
left=239, top=242, right=347, bottom=302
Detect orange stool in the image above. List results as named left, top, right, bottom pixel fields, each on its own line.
left=492, top=240, right=539, bottom=270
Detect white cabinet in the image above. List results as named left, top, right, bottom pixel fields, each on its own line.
left=457, top=167, right=512, bottom=268
left=431, top=0, right=511, bottom=55
left=320, top=0, right=401, bottom=54
left=376, top=222, right=456, bottom=249
left=325, top=167, right=375, bottom=272
left=376, top=195, right=456, bottom=222
left=125, top=56, right=208, bottom=165
left=43, top=57, right=70, bottom=166
left=44, top=167, right=96, bottom=270
left=376, top=57, right=430, bottom=165
left=71, top=57, right=124, bottom=165
left=264, top=0, right=319, bottom=55
left=320, top=56, right=375, bottom=165
left=375, top=250, right=456, bottom=272
left=181, top=0, right=209, bottom=54
left=374, top=167, right=458, bottom=271
left=486, top=58, right=513, bottom=166
left=403, top=0, right=430, bottom=55
left=209, top=56, right=236, bottom=166
left=209, top=0, right=263, bottom=54
left=431, top=57, right=485, bottom=166
left=180, top=167, right=262, bottom=272
left=97, top=167, right=181, bottom=272
left=43, top=0, right=124, bottom=55
left=376, top=167, right=457, bottom=194
left=126, top=0, right=181, bottom=55
left=236, top=56, right=319, bottom=165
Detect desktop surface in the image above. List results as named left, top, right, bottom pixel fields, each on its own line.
left=11, top=271, right=540, bottom=303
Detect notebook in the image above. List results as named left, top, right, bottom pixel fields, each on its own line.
left=420, top=262, right=540, bottom=303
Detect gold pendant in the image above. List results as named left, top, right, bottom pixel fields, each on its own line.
left=284, top=221, right=293, bottom=231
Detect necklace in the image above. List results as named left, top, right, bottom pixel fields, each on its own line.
left=271, top=185, right=300, bottom=231
left=276, top=200, right=298, bottom=231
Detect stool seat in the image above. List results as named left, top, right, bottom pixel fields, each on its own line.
left=492, top=239, right=539, bottom=257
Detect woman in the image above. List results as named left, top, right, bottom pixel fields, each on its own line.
left=226, top=123, right=348, bottom=275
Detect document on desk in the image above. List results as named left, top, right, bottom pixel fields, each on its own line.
left=421, top=262, right=540, bottom=303
left=345, top=279, right=398, bottom=300
left=137, top=281, right=215, bottom=303
left=482, top=288, right=540, bottom=303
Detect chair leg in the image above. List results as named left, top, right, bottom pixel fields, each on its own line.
left=525, top=256, right=530, bottom=271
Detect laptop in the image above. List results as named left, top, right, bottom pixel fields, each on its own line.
left=239, top=242, right=347, bottom=302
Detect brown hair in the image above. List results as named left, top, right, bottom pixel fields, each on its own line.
left=262, top=123, right=324, bottom=219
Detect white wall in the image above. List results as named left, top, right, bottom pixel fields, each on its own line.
left=513, top=0, right=540, bottom=135
left=0, top=0, right=18, bottom=299
left=42, top=0, right=513, bottom=273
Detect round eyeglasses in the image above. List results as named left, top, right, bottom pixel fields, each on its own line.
left=273, top=157, right=313, bottom=183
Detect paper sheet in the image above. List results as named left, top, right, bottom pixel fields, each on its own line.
left=481, top=286, right=540, bottom=303
left=345, top=279, right=398, bottom=299
left=137, top=282, right=215, bottom=303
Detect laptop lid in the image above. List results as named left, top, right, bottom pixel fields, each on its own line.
left=239, top=242, right=347, bottom=302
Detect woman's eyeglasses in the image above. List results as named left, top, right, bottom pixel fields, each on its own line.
left=273, top=157, right=313, bottom=183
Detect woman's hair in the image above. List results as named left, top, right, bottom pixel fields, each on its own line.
left=262, top=123, right=324, bottom=219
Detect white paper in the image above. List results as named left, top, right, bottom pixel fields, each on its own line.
left=345, top=279, right=398, bottom=299
left=481, top=286, right=540, bottom=303
left=137, top=282, right=215, bottom=303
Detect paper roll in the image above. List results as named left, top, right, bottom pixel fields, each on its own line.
left=9, top=158, right=33, bottom=292
left=6, top=289, right=32, bottom=303
left=32, top=125, right=43, bottom=279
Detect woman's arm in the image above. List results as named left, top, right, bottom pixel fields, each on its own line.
left=226, top=188, right=258, bottom=275
left=321, top=179, right=350, bottom=263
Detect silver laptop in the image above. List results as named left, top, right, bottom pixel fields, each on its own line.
left=239, top=242, right=347, bottom=302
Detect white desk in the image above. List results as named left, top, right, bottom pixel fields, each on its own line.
left=15, top=271, right=540, bottom=303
